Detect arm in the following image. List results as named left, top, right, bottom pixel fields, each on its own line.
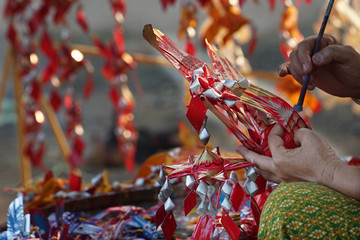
left=278, top=35, right=360, bottom=99
left=329, top=161, right=360, bottom=201
left=237, top=124, right=360, bottom=200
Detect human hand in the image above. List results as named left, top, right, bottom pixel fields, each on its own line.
left=278, top=35, right=360, bottom=99
left=236, top=123, right=341, bottom=186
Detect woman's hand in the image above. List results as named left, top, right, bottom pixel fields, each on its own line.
left=237, top=124, right=360, bottom=200
left=278, top=35, right=360, bottom=99
left=236, top=124, right=340, bottom=185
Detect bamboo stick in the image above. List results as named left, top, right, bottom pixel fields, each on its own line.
left=41, top=95, right=73, bottom=170
left=11, top=49, right=32, bottom=189
left=71, top=43, right=279, bottom=80
left=71, top=44, right=171, bottom=66
left=244, top=70, right=278, bottom=81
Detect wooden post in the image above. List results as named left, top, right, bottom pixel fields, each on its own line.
left=41, top=95, right=73, bottom=170
left=11, top=49, right=32, bottom=189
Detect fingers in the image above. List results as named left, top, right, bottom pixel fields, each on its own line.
left=288, top=49, right=305, bottom=82
left=280, top=35, right=338, bottom=89
left=278, top=62, right=290, bottom=77
left=292, top=36, right=318, bottom=72
left=268, top=123, right=286, bottom=154
left=254, top=167, right=283, bottom=184
left=312, top=45, right=353, bottom=66
left=236, top=146, right=274, bottom=174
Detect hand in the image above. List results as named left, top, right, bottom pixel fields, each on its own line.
left=236, top=123, right=341, bottom=186
left=278, top=35, right=360, bottom=99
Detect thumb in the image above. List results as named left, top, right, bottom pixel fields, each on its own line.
left=293, top=127, right=314, bottom=146
left=312, top=45, right=350, bottom=66
left=268, top=123, right=286, bottom=153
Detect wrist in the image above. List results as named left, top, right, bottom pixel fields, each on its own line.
left=329, top=162, right=360, bottom=200
left=318, top=160, right=341, bottom=188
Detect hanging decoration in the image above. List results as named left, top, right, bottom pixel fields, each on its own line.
left=279, top=0, right=303, bottom=61
left=238, top=0, right=312, bottom=11
left=3, top=0, right=93, bottom=170
left=179, top=0, right=198, bottom=56
left=318, top=0, right=360, bottom=53
left=200, top=1, right=255, bottom=47
left=161, top=0, right=254, bottom=73
left=143, top=24, right=310, bottom=239
left=93, top=0, right=138, bottom=173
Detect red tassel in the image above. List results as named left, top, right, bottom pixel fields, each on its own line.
left=161, top=211, right=177, bottom=240
left=76, top=5, right=89, bottom=32
left=238, top=0, right=246, bottom=7
left=230, top=183, right=245, bottom=212
left=184, top=189, right=197, bottom=216
left=184, top=39, right=196, bottom=56
left=186, top=95, right=207, bottom=133
left=269, top=0, right=276, bottom=11
left=102, top=63, right=114, bottom=80
left=93, top=36, right=108, bottom=57
left=255, top=175, right=267, bottom=195
left=30, top=80, right=42, bottom=103
left=60, top=224, right=70, bottom=239
left=160, top=0, right=176, bottom=11
left=6, top=22, right=17, bottom=46
left=222, top=211, right=241, bottom=240
left=42, top=62, right=58, bottom=84
left=73, top=136, right=85, bottom=155
left=254, top=190, right=270, bottom=211
left=155, top=204, right=166, bottom=228
left=109, top=86, right=120, bottom=108
left=113, top=27, right=125, bottom=53
left=248, top=31, right=257, bottom=57
left=53, top=1, right=75, bottom=24
left=3, top=0, right=29, bottom=18
left=250, top=197, right=261, bottom=226
left=28, top=4, right=49, bottom=35
left=69, top=171, right=82, bottom=192
left=63, top=93, right=73, bottom=109
left=50, top=89, right=62, bottom=112
left=69, top=148, right=84, bottom=169
left=123, top=144, right=136, bottom=173
left=25, top=141, right=45, bottom=169
left=40, top=30, right=57, bottom=60
left=111, top=0, right=127, bottom=15
left=348, top=157, right=360, bottom=167
left=43, top=171, right=53, bottom=184
left=83, top=73, right=94, bottom=99
left=192, top=215, right=213, bottom=240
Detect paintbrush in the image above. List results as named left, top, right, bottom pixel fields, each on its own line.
left=293, top=0, right=335, bottom=112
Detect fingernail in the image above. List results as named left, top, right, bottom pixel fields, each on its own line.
left=313, top=53, right=322, bottom=63
left=302, top=63, right=309, bottom=72
left=278, top=69, right=284, bottom=77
